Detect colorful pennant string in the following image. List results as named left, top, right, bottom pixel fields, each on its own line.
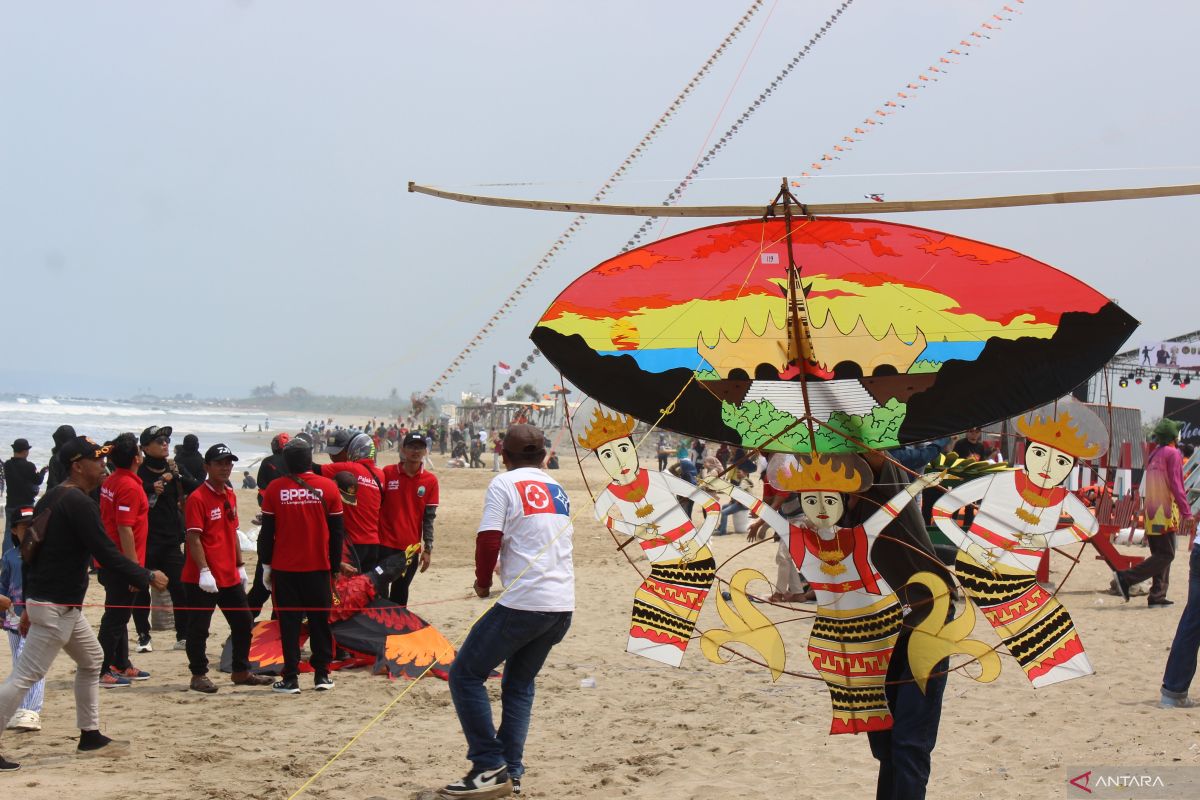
left=792, top=1, right=1025, bottom=184
left=422, top=0, right=768, bottom=399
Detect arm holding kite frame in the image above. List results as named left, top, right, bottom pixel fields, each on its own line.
left=862, top=472, right=944, bottom=540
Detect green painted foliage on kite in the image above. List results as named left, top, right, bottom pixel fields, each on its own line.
left=720, top=397, right=906, bottom=453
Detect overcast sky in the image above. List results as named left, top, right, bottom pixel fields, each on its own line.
left=1, top=0, right=1195, bottom=417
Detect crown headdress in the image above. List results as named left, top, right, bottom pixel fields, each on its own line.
left=772, top=453, right=872, bottom=494
left=577, top=407, right=637, bottom=451
left=1015, top=401, right=1107, bottom=460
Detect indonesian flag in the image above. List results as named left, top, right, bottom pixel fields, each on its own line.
left=496, top=361, right=512, bottom=376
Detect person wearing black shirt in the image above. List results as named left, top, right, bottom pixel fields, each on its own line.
left=247, top=433, right=290, bottom=619
left=0, top=436, right=167, bottom=771
left=3, top=439, right=47, bottom=557
left=950, top=428, right=987, bottom=529
left=849, top=454, right=954, bottom=800
left=174, top=434, right=205, bottom=490
left=132, top=425, right=200, bottom=653
left=45, top=424, right=77, bottom=491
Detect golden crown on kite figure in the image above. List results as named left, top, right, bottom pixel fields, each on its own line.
left=698, top=308, right=927, bottom=378
left=577, top=407, right=638, bottom=450
left=1014, top=408, right=1103, bottom=459
left=773, top=453, right=873, bottom=494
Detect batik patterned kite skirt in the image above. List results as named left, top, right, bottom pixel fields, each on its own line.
left=955, top=551, right=1093, bottom=688
left=628, top=548, right=716, bottom=668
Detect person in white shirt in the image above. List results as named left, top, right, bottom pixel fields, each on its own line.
left=442, top=424, right=573, bottom=798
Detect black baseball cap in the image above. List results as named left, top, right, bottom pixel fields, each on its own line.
left=139, top=425, right=173, bottom=446
left=203, top=443, right=238, bottom=463
left=326, top=429, right=353, bottom=455
left=402, top=432, right=428, bottom=448
left=59, top=436, right=112, bottom=466
left=10, top=438, right=30, bottom=452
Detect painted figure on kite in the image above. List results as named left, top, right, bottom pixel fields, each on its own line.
left=712, top=454, right=941, bottom=734
left=931, top=398, right=1105, bottom=688
left=583, top=408, right=721, bottom=667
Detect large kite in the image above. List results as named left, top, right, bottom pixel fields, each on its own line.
left=532, top=215, right=1137, bottom=453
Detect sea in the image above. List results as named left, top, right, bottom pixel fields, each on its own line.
left=0, top=398, right=307, bottom=474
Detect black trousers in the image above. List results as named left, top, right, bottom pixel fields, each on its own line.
left=98, top=569, right=136, bottom=673
left=1118, top=532, right=1177, bottom=603
left=377, top=545, right=421, bottom=606
left=185, top=582, right=254, bottom=676
left=247, top=561, right=272, bottom=620
left=347, top=542, right=379, bottom=573
left=274, top=570, right=333, bottom=679
left=132, top=540, right=189, bottom=641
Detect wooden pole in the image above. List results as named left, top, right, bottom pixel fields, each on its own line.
left=408, top=181, right=1200, bottom=218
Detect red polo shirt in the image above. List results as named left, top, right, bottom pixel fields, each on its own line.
left=183, top=480, right=242, bottom=588
left=261, top=472, right=344, bottom=572
left=100, top=467, right=149, bottom=565
left=380, top=463, right=439, bottom=550
left=317, top=459, right=382, bottom=546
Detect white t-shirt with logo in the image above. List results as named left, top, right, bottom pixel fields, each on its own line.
left=478, top=466, right=574, bottom=612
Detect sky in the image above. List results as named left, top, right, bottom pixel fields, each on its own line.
left=1, top=0, right=1196, bottom=419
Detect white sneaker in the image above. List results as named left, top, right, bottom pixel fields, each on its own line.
left=7, top=710, right=41, bottom=732
left=172, top=639, right=188, bottom=651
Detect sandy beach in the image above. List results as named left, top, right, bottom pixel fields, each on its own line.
left=4, top=448, right=1199, bottom=800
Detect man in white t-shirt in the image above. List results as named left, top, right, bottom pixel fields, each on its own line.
left=442, top=424, right=573, bottom=798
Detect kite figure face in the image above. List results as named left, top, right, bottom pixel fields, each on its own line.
left=1023, top=441, right=1075, bottom=489
left=800, top=490, right=845, bottom=530
left=596, top=436, right=640, bottom=486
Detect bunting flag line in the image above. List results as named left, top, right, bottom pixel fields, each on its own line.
left=477, top=0, right=861, bottom=393
left=421, top=0, right=768, bottom=399
left=620, top=0, right=858, bottom=254
left=792, top=0, right=1026, bottom=184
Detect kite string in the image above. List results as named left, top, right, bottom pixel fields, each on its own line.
left=488, top=0, right=860, bottom=401
left=421, top=0, right=770, bottom=398
left=291, top=351, right=712, bottom=799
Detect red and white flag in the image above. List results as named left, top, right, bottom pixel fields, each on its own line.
left=496, top=361, right=512, bottom=376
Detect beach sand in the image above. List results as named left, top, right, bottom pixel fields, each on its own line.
left=4, top=451, right=1199, bottom=799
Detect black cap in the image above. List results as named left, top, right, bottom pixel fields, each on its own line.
left=203, top=443, right=238, bottom=463
left=183, top=433, right=199, bottom=448
left=326, top=429, right=353, bottom=455
left=139, top=425, right=174, bottom=446
left=334, top=471, right=358, bottom=505
left=59, top=435, right=112, bottom=466
left=10, top=438, right=30, bottom=452
left=402, top=432, right=428, bottom=448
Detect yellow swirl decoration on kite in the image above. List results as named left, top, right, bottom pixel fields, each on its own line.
left=577, top=407, right=637, bottom=450
left=1015, top=409, right=1101, bottom=459
left=700, top=568, right=786, bottom=681
left=904, top=571, right=1001, bottom=693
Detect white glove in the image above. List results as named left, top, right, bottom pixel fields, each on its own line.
left=198, top=568, right=219, bottom=594
left=238, top=566, right=249, bottom=590
left=262, top=565, right=272, bottom=584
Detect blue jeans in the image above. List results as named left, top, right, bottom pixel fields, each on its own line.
left=868, top=631, right=948, bottom=800
left=1162, top=546, right=1200, bottom=697
left=449, top=603, right=571, bottom=778
left=715, top=502, right=745, bottom=535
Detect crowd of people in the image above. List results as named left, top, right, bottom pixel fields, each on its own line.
left=0, top=419, right=450, bottom=773
left=1, top=413, right=1199, bottom=799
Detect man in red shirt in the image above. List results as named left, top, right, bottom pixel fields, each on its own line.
left=259, top=438, right=345, bottom=693
left=379, top=431, right=439, bottom=605
left=314, top=431, right=382, bottom=571
left=97, top=433, right=151, bottom=687
left=182, top=444, right=273, bottom=693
